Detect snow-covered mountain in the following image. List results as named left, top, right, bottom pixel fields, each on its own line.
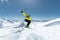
left=32, top=19, right=49, bottom=22
left=0, top=18, right=24, bottom=28
left=43, top=18, right=60, bottom=26
left=0, top=18, right=60, bottom=40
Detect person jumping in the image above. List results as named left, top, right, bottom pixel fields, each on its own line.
left=21, top=11, right=31, bottom=28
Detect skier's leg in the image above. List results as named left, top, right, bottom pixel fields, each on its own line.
left=25, top=19, right=29, bottom=28
left=25, top=19, right=31, bottom=28
left=26, top=20, right=31, bottom=28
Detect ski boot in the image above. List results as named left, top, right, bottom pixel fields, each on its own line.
left=25, top=25, right=30, bottom=28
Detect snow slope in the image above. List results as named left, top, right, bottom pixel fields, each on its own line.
left=0, top=18, right=60, bottom=40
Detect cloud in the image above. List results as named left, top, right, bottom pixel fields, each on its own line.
left=1, top=0, right=4, bottom=2
left=23, top=0, right=34, bottom=4
left=1, top=0, right=8, bottom=2
left=5, top=0, right=8, bottom=2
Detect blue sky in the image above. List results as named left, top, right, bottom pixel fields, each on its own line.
left=0, top=0, right=60, bottom=20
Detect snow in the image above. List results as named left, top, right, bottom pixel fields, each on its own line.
left=0, top=18, right=60, bottom=40
left=43, top=18, right=60, bottom=26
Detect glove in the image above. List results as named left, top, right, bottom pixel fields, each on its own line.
left=21, top=11, right=23, bottom=13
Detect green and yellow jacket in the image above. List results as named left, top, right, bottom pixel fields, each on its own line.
left=22, top=11, right=31, bottom=20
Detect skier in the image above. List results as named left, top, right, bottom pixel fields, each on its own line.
left=21, top=11, right=31, bottom=28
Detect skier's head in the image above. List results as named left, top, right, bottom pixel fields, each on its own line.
left=26, top=14, right=30, bottom=17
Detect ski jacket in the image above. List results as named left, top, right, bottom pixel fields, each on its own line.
left=22, top=11, right=31, bottom=20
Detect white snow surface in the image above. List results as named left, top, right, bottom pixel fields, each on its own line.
left=0, top=18, right=60, bottom=40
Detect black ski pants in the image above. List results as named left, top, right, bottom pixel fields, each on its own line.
left=25, top=19, right=31, bottom=26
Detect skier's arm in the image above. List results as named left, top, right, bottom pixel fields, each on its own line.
left=21, top=11, right=27, bottom=17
